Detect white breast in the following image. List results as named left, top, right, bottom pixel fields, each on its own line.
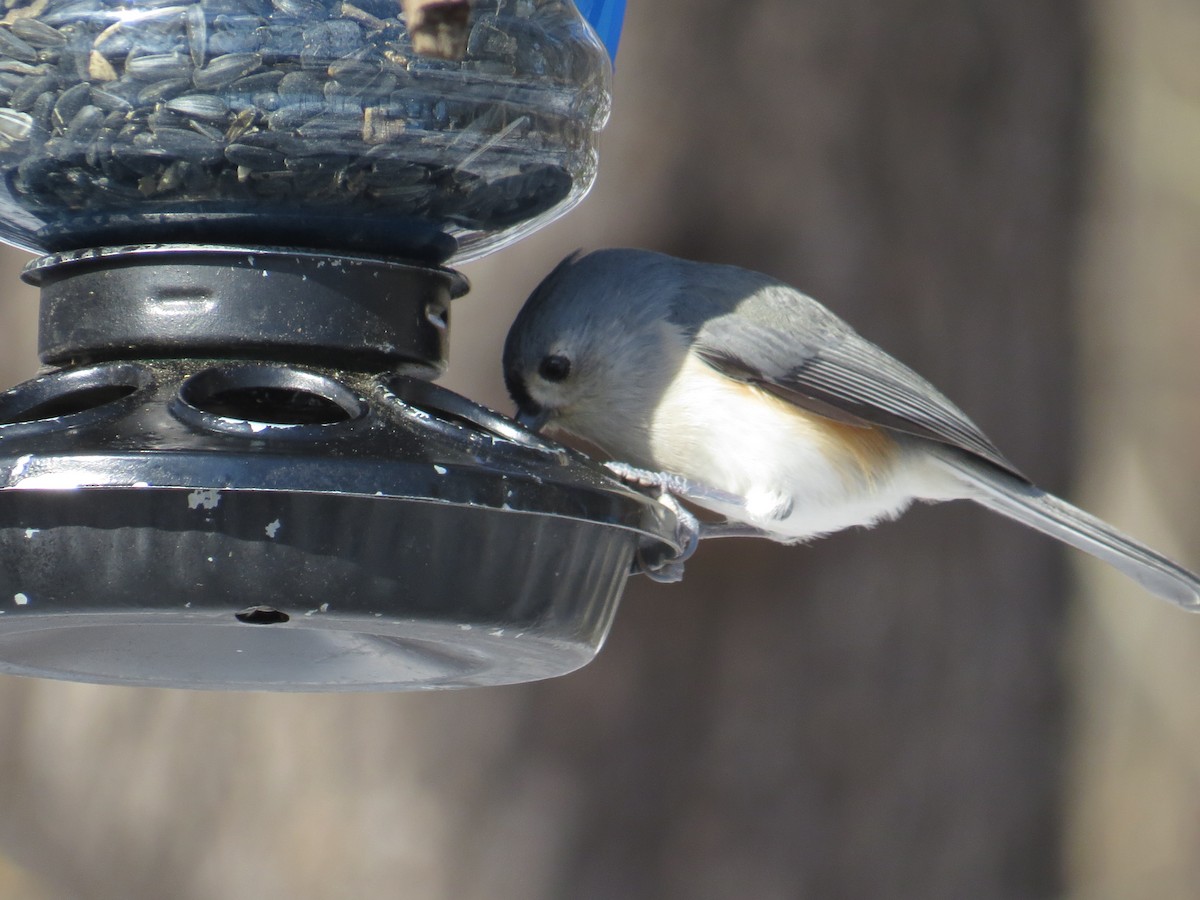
left=644, top=354, right=966, bottom=541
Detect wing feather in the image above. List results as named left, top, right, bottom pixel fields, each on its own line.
left=675, top=283, right=1026, bottom=480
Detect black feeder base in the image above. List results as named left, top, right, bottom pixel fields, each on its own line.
left=0, top=246, right=680, bottom=691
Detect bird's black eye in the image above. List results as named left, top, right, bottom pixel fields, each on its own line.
left=538, top=354, right=571, bottom=383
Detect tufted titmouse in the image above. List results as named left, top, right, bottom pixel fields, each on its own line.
left=503, top=248, right=1200, bottom=607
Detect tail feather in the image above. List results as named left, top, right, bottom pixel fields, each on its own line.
left=936, top=455, right=1200, bottom=611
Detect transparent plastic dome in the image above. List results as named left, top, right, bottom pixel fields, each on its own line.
left=0, top=0, right=611, bottom=263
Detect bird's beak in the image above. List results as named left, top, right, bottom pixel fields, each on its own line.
left=515, top=406, right=551, bottom=433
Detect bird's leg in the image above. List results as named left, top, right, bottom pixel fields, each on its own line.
left=697, top=521, right=776, bottom=539
left=606, top=462, right=790, bottom=533
left=603, top=461, right=751, bottom=511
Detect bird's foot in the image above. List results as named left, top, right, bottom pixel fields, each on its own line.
left=604, top=462, right=772, bottom=581
left=634, top=490, right=701, bottom=583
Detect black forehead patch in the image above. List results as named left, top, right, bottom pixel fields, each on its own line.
left=504, top=365, right=537, bottom=414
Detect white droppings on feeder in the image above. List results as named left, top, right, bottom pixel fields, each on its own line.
left=433, top=465, right=447, bottom=475
left=265, top=518, right=281, bottom=538
left=10, top=454, right=32, bottom=478
left=187, top=488, right=220, bottom=510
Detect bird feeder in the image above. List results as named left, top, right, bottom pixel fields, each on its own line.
left=0, top=0, right=676, bottom=690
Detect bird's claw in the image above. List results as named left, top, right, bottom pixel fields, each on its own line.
left=603, top=464, right=701, bottom=582
left=632, top=490, right=701, bottom=583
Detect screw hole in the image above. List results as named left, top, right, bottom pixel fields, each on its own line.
left=235, top=606, right=290, bottom=625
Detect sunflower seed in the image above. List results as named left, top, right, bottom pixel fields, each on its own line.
left=0, top=58, right=43, bottom=74
left=92, top=22, right=134, bottom=57
left=0, top=106, right=32, bottom=142
left=64, top=103, right=103, bottom=143
left=90, top=87, right=134, bottom=112
left=11, top=19, right=66, bottom=49
left=27, top=89, right=53, bottom=130
left=227, top=69, right=282, bottom=92
left=263, top=102, right=318, bottom=130
left=254, top=24, right=303, bottom=61
left=41, top=0, right=117, bottom=27
left=126, top=51, right=191, bottom=80
left=224, top=141, right=282, bottom=170
left=185, top=4, right=206, bottom=67
left=326, top=45, right=379, bottom=78
left=90, top=174, right=144, bottom=200
left=147, top=107, right=188, bottom=131
left=0, top=71, right=20, bottom=97
left=50, top=81, right=88, bottom=130
left=192, top=50, right=260, bottom=88
left=136, top=77, right=192, bottom=105
left=138, top=125, right=225, bottom=163
left=295, top=111, right=361, bottom=138
left=0, top=26, right=40, bottom=63
left=110, top=142, right=171, bottom=175
left=187, top=118, right=224, bottom=141
left=7, top=73, right=52, bottom=111
left=277, top=69, right=323, bottom=97
left=166, top=93, right=229, bottom=120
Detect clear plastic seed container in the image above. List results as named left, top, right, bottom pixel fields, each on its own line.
left=0, top=0, right=611, bottom=263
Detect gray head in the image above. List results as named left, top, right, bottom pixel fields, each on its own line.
left=503, top=249, right=688, bottom=444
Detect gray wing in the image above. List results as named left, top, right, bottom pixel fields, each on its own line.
left=675, top=282, right=1027, bottom=481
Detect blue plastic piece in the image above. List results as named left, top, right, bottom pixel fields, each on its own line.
left=575, top=0, right=625, bottom=62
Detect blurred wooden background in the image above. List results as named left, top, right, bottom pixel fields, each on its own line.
left=0, top=0, right=1196, bottom=897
